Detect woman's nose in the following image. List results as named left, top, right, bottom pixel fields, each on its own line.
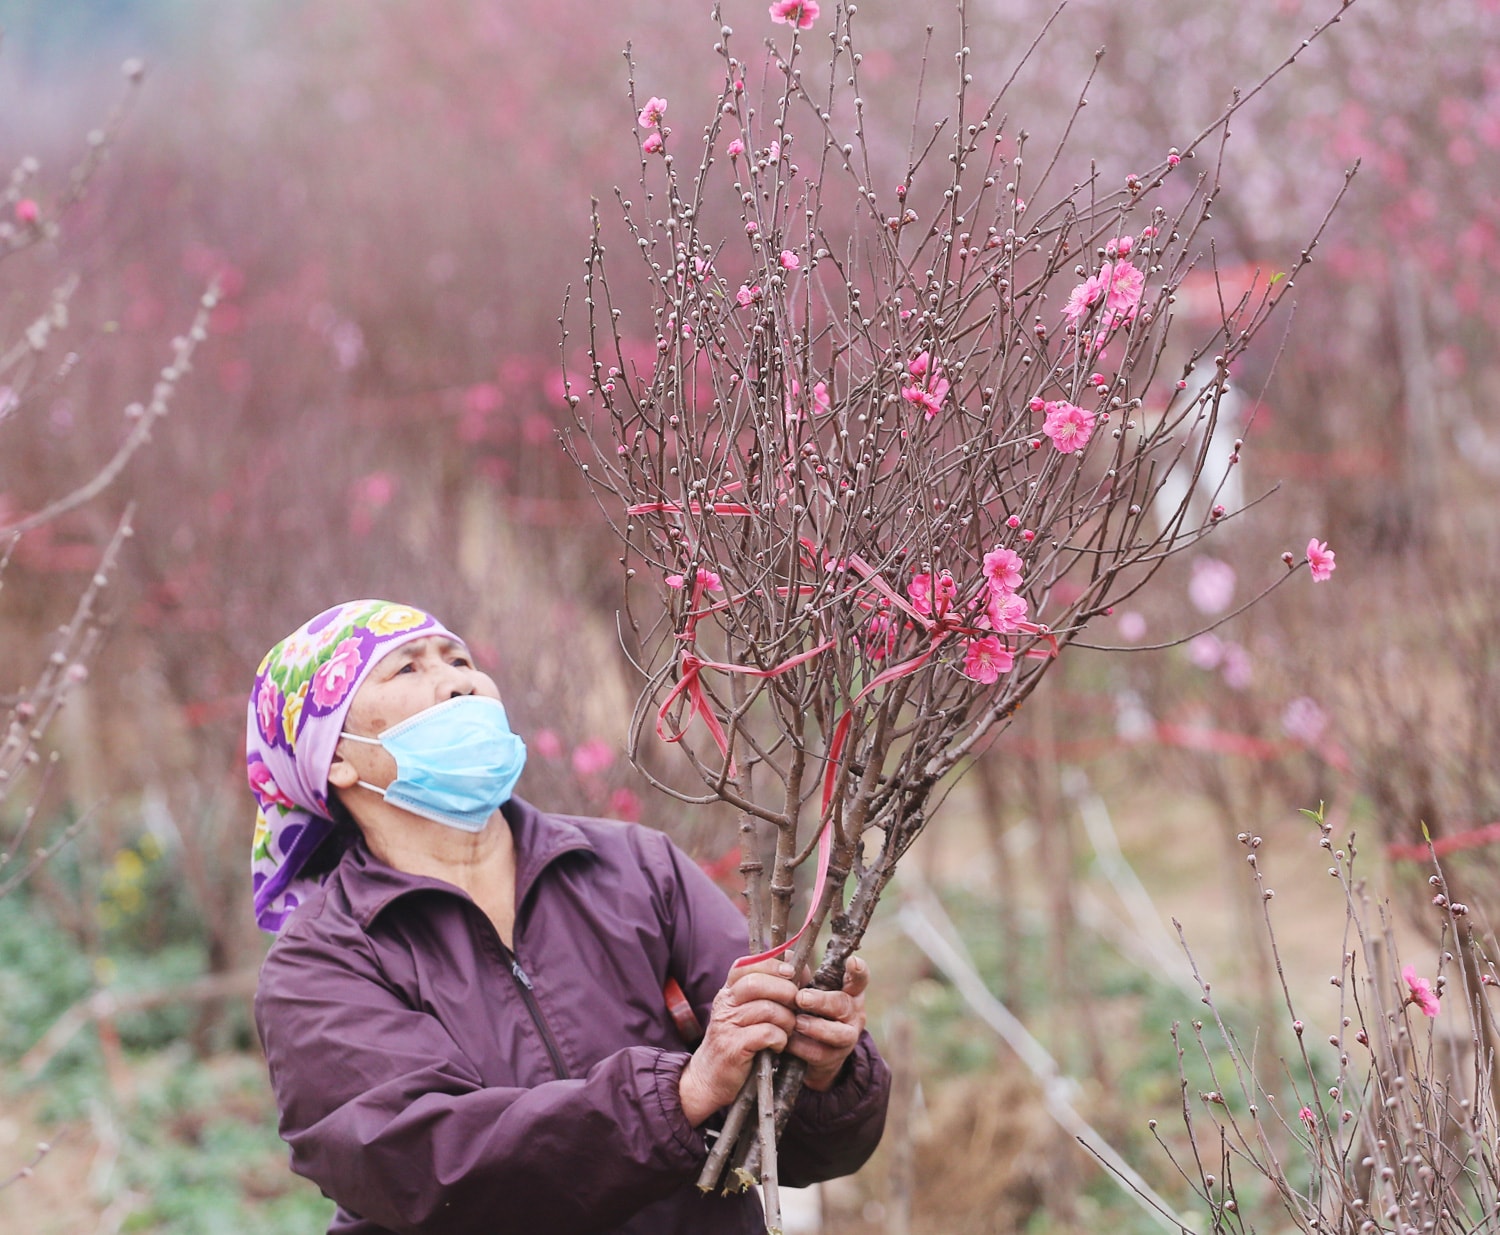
left=436, top=664, right=474, bottom=700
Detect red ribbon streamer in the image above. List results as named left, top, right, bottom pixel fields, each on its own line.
left=627, top=494, right=1059, bottom=969
left=1387, top=822, right=1500, bottom=863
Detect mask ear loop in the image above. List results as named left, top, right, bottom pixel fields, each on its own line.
left=337, top=731, right=389, bottom=800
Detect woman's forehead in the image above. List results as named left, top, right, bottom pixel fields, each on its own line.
left=382, top=633, right=469, bottom=663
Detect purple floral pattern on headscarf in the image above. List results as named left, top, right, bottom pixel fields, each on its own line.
left=247, top=600, right=459, bottom=931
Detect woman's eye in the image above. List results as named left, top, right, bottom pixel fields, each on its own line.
left=451, top=658, right=472, bottom=669
left=396, top=662, right=416, bottom=675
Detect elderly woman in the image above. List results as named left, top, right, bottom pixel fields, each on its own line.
left=248, top=600, right=889, bottom=1235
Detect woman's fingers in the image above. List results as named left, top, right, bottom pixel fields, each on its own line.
left=791, top=1013, right=860, bottom=1050
left=784, top=957, right=871, bottom=1089
left=842, top=955, right=870, bottom=997
left=795, top=987, right=854, bottom=1020
left=682, top=960, right=807, bottom=1122
left=723, top=969, right=799, bottom=1008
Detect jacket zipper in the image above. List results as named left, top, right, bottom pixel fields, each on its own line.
left=507, top=954, right=571, bottom=1080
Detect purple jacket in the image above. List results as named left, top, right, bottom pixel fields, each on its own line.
left=254, top=797, right=889, bottom=1234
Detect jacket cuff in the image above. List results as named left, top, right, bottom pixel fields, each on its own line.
left=789, top=1030, right=888, bottom=1131
left=649, top=1049, right=710, bottom=1163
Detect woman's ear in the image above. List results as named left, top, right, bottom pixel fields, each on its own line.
left=328, top=746, right=358, bottom=790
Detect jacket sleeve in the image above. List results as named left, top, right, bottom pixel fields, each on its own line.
left=255, top=918, right=707, bottom=1235
left=655, top=835, right=891, bottom=1185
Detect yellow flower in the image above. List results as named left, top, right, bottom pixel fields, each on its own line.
left=252, top=810, right=272, bottom=860
left=112, top=848, right=145, bottom=886
left=366, top=604, right=426, bottom=637
left=282, top=680, right=309, bottom=746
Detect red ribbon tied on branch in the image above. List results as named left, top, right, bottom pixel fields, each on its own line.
left=625, top=494, right=1058, bottom=967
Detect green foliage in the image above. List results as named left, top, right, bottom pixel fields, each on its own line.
left=114, top=1055, right=334, bottom=1235
left=0, top=890, right=93, bottom=1062
left=1, top=885, right=330, bottom=1231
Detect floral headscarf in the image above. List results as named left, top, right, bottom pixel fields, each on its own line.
left=247, top=599, right=460, bottom=931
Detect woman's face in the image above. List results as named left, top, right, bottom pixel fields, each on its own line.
left=327, top=634, right=501, bottom=792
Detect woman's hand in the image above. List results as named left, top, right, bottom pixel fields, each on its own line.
left=678, top=960, right=800, bottom=1127
left=677, top=956, right=872, bottom=1125
left=786, top=955, right=868, bottom=1091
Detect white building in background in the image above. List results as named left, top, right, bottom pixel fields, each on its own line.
left=1149, top=378, right=1246, bottom=539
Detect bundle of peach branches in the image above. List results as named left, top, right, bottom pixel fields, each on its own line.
left=562, top=0, right=1355, bottom=1221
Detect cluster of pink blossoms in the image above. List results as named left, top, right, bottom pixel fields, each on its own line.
left=900, top=351, right=950, bottom=421
left=869, top=549, right=1028, bottom=685
left=1063, top=242, right=1147, bottom=335
left=665, top=568, right=722, bottom=592
left=784, top=378, right=831, bottom=424
left=965, top=547, right=1029, bottom=681
left=639, top=95, right=667, bottom=155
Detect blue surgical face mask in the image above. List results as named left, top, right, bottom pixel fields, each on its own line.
left=340, top=695, right=527, bottom=832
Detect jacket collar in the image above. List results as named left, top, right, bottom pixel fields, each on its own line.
left=338, top=797, right=596, bottom=930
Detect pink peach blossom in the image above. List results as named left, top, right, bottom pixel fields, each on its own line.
left=736, top=284, right=760, bottom=307
left=779, top=249, right=800, bottom=270
left=533, top=728, right=563, bottom=760
left=963, top=635, right=1014, bottom=684
left=1098, top=260, right=1146, bottom=331
left=641, top=132, right=664, bottom=155
left=726, top=138, right=745, bottom=159
left=901, top=353, right=950, bottom=420
left=572, top=738, right=616, bottom=777
left=901, top=377, right=950, bottom=421
left=15, top=199, right=38, bottom=225
left=1307, top=538, right=1336, bottom=582
left=665, top=569, right=722, bottom=591
left=1189, top=557, right=1237, bottom=615
left=783, top=379, right=832, bottom=423
left=1280, top=697, right=1328, bottom=745
left=982, top=547, right=1024, bottom=593
left=1041, top=400, right=1096, bottom=453
left=986, top=590, right=1029, bottom=633
left=1402, top=965, right=1441, bottom=1017
left=1063, top=274, right=1104, bottom=325
left=769, top=0, right=820, bottom=29
left=865, top=613, right=897, bottom=661
left=1221, top=643, right=1254, bottom=691
left=1187, top=633, right=1224, bottom=669
left=934, top=572, right=957, bottom=609
left=638, top=96, right=668, bottom=129
left=608, top=787, right=642, bottom=822
left=907, top=572, right=933, bottom=616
